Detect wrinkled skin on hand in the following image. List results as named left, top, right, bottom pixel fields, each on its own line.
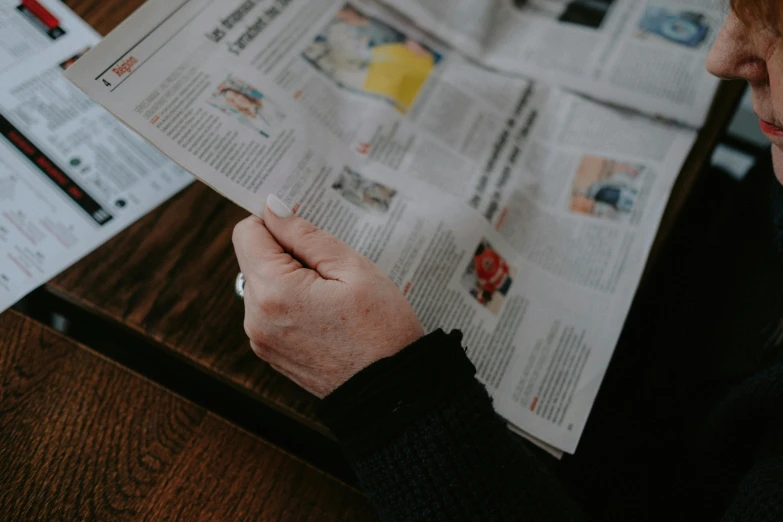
left=233, top=196, right=424, bottom=398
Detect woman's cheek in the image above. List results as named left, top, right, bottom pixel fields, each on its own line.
left=769, top=44, right=783, bottom=112
left=773, top=145, right=783, bottom=185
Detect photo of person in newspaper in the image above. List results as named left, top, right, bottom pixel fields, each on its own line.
left=302, top=4, right=441, bottom=113
left=512, top=0, right=616, bottom=29
left=208, top=76, right=285, bottom=139
left=569, top=155, right=648, bottom=223
left=462, top=239, right=515, bottom=315
left=332, top=167, right=397, bottom=214
left=636, top=6, right=711, bottom=49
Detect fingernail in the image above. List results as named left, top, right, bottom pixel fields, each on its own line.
left=266, top=194, right=293, bottom=219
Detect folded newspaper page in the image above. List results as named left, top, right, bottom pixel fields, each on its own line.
left=65, top=0, right=697, bottom=454
left=0, top=0, right=192, bottom=313
left=382, top=0, right=723, bottom=128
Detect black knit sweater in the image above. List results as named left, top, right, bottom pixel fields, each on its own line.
left=318, top=330, right=783, bottom=521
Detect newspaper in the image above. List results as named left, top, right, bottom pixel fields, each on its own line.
left=382, top=0, right=723, bottom=128
left=65, top=0, right=697, bottom=454
left=0, top=0, right=192, bottom=313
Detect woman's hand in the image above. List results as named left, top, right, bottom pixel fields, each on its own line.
left=233, top=195, right=424, bottom=398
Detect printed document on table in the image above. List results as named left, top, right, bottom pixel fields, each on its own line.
left=0, top=0, right=192, bottom=313
left=382, top=0, right=724, bottom=127
left=64, top=0, right=697, bottom=454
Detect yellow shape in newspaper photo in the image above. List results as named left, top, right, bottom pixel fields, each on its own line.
left=364, top=43, right=435, bottom=113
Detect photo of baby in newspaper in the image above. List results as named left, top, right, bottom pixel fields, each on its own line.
left=569, top=155, right=650, bottom=224
left=512, top=0, right=616, bottom=30
left=208, top=76, right=286, bottom=138
left=462, top=239, right=516, bottom=315
left=302, top=4, right=442, bottom=114
left=636, top=5, right=711, bottom=49
left=332, top=167, right=397, bottom=214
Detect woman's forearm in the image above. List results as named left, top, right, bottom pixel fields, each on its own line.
left=319, top=330, right=584, bottom=522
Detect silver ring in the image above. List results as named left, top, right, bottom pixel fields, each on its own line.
left=235, top=272, right=245, bottom=300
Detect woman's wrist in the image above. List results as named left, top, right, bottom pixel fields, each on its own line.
left=318, top=329, right=477, bottom=455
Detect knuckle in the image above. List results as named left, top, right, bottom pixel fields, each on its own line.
left=232, top=223, right=243, bottom=245
left=258, top=288, right=289, bottom=317
left=346, top=253, right=371, bottom=271
left=243, top=313, right=264, bottom=343
left=292, top=215, right=317, bottom=231
left=297, top=226, right=349, bottom=259
left=232, top=216, right=260, bottom=246
left=250, top=341, right=265, bottom=359
left=296, top=222, right=327, bottom=245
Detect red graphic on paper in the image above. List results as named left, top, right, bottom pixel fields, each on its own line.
left=21, top=0, right=59, bottom=29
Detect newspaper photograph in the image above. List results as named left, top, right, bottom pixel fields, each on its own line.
left=65, top=0, right=697, bottom=453
left=0, top=0, right=192, bottom=313
left=383, top=0, right=724, bottom=127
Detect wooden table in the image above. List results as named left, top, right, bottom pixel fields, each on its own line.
left=48, top=183, right=327, bottom=429
left=0, top=311, right=377, bottom=521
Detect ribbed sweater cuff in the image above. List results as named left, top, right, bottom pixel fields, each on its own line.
left=318, top=329, right=477, bottom=455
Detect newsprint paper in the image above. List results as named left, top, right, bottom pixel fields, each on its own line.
left=65, top=0, right=700, bottom=454
left=0, top=0, right=191, bottom=314
left=384, top=0, right=724, bottom=127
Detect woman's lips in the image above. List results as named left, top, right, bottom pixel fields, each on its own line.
left=760, top=119, right=783, bottom=137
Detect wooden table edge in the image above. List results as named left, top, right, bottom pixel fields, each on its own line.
left=1, top=308, right=358, bottom=494
left=27, top=286, right=334, bottom=441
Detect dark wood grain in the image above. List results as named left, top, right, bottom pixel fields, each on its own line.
left=50, top=0, right=744, bottom=436
left=0, top=311, right=377, bottom=522
left=48, top=183, right=325, bottom=431
left=64, top=0, right=145, bottom=36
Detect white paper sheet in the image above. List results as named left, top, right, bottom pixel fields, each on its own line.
left=0, top=0, right=192, bottom=313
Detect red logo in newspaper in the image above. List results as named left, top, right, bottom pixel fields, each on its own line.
left=20, top=0, right=59, bottom=29
left=112, top=56, right=138, bottom=77
left=17, top=0, right=65, bottom=39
